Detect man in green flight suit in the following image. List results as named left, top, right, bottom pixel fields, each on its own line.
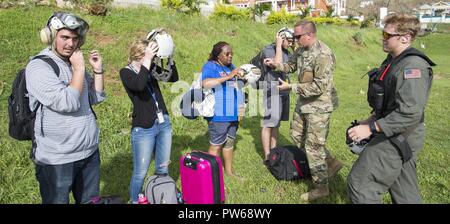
left=347, top=13, right=436, bottom=204
left=264, top=20, right=343, bottom=201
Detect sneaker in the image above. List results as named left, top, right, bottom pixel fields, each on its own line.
left=300, top=186, right=329, bottom=202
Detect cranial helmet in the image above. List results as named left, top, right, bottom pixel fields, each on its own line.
left=145, top=28, right=177, bottom=82
left=346, top=120, right=371, bottom=155
left=238, top=64, right=261, bottom=87
left=40, top=12, right=89, bottom=48
left=146, top=28, right=175, bottom=59
left=277, top=27, right=294, bottom=40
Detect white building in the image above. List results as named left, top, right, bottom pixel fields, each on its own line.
left=417, top=1, right=450, bottom=24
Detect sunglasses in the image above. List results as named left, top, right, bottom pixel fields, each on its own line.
left=382, top=31, right=403, bottom=40
left=293, top=33, right=309, bottom=40
left=222, top=52, right=233, bottom=57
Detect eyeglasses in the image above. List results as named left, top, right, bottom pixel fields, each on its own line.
left=382, top=31, right=403, bottom=40
left=293, top=33, right=309, bottom=40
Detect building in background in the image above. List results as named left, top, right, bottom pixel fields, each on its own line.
left=229, top=0, right=346, bottom=17
left=416, top=1, right=450, bottom=24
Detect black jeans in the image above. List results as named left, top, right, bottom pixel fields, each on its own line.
left=35, top=150, right=100, bottom=204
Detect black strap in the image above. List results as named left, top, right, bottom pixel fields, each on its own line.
left=33, top=55, right=60, bottom=77
left=31, top=56, right=60, bottom=136
left=389, top=114, right=424, bottom=163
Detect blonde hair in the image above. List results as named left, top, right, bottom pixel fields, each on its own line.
left=128, top=39, right=149, bottom=63
left=383, top=13, right=420, bottom=39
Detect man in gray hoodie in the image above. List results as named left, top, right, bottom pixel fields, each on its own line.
left=25, top=12, right=106, bottom=204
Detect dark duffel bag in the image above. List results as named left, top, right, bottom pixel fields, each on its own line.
left=266, top=145, right=310, bottom=180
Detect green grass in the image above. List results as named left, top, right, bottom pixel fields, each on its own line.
left=1, top=6, right=449, bottom=204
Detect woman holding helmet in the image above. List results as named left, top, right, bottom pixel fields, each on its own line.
left=201, top=41, right=245, bottom=178
left=119, top=29, right=178, bottom=204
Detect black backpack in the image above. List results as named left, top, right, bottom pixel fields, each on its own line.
left=8, top=55, right=59, bottom=141
left=266, top=145, right=311, bottom=180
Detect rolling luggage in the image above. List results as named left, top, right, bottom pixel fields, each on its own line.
left=179, top=151, right=225, bottom=204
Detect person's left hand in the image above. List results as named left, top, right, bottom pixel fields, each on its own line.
left=347, top=124, right=372, bottom=142
left=89, top=50, right=103, bottom=73
left=277, top=78, right=291, bottom=91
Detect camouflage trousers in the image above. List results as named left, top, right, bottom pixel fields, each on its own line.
left=290, top=111, right=332, bottom=188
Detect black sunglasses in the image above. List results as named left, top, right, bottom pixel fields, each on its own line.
left=293, top=33, right=309, bottom=40
left=382, top=31, right=404, bottom=40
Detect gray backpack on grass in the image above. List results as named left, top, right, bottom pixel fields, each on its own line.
left=144, top=174, right=182, bottom=204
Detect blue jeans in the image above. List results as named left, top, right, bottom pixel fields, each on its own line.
left=35, top=150, right=100, bottom=204
left=129, top=114, right=172, bottom=203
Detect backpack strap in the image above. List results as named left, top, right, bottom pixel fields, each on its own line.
left=33, top=55, right=60, bottom=77
left=30, top=55, right=60, bottom=137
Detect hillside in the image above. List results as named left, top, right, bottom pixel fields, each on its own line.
left=0, top=6, right=449, bottom=203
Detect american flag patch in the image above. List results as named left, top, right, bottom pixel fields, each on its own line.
left=404, top=68, right=421, bottom=79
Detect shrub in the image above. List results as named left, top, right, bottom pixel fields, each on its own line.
left=352, top=32, right=364, bottom=46
left=266, top=9, right=297, bottom=25
left=305, top=17, right=344, bottom=25
left=210, top=4, right=252, bottom=21
left=161, top=0, right=204, bottom=13
left=360, top=17, right=376, bottom=28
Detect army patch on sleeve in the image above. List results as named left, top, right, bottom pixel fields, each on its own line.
left=404, top=68, right=421, bottom=79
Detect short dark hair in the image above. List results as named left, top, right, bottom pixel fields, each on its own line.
left=294, top=20, right=317, bottom=34
left=208, top=41, right=229, bottom=61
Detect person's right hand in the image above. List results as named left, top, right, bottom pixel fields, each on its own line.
left=264, top=58, right=277, bottom=69
left=227, top=67, right=242, bottom=80
left=69, top=49, right=85, bottom=73
left=275, top=34, right=284, bottom=47
left=144, top=41, right=159, bottom=61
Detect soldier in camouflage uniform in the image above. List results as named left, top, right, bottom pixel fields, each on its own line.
left=265, top=20, right=343, bottom=201
left=347, top=13, right=435, bottom=203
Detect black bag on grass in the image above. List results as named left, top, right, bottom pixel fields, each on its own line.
left=267, top=145, right=310, bottom=180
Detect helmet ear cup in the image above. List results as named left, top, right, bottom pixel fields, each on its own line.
left=40, top=27, right=52, bottom=45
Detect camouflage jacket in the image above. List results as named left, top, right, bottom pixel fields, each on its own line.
left=276, top=40, right=338, bottom=113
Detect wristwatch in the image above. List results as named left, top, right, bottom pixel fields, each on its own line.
left=369, top=121, right=377, bottom=134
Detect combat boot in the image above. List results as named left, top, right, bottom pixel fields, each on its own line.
left=327, top=157, right=343, bottom=178
left=300, top=186, right=329, bottom=202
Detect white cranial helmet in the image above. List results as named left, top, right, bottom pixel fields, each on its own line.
left=345, top=120, right=372, bottom=155
left=146, top=28, right=175, bottom=59
left=239, top=64, right=261, bottom=87
left=277, top=27, right=294, bottom=40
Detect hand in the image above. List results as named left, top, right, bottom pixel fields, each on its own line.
left=69, top=49, right=85, bottom=72
left=88, top=50, right=103, bottom=73
left=277, top=78, right=291, bottom=91
left=144, top=41, right=159, bottom=61
left=275, top=34, right=284, bottom=47
left=227, top=67, right=241, bottom=80
left=347, top=124, right=372, bottom=143
left=263, top=58, right=277, bottom=69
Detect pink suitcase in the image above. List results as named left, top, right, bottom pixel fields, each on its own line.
left=179, top=151, right=225, bottom=204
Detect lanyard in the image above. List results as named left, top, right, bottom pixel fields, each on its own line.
left=379, top=63, right=391, bottom=81
left=128, top=65, right=160, bottom=110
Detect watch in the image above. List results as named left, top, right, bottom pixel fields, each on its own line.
left=369, top=121, right=377, bottom=134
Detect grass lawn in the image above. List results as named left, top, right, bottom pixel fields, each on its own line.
left=0, top=6, right=449, bottom=204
